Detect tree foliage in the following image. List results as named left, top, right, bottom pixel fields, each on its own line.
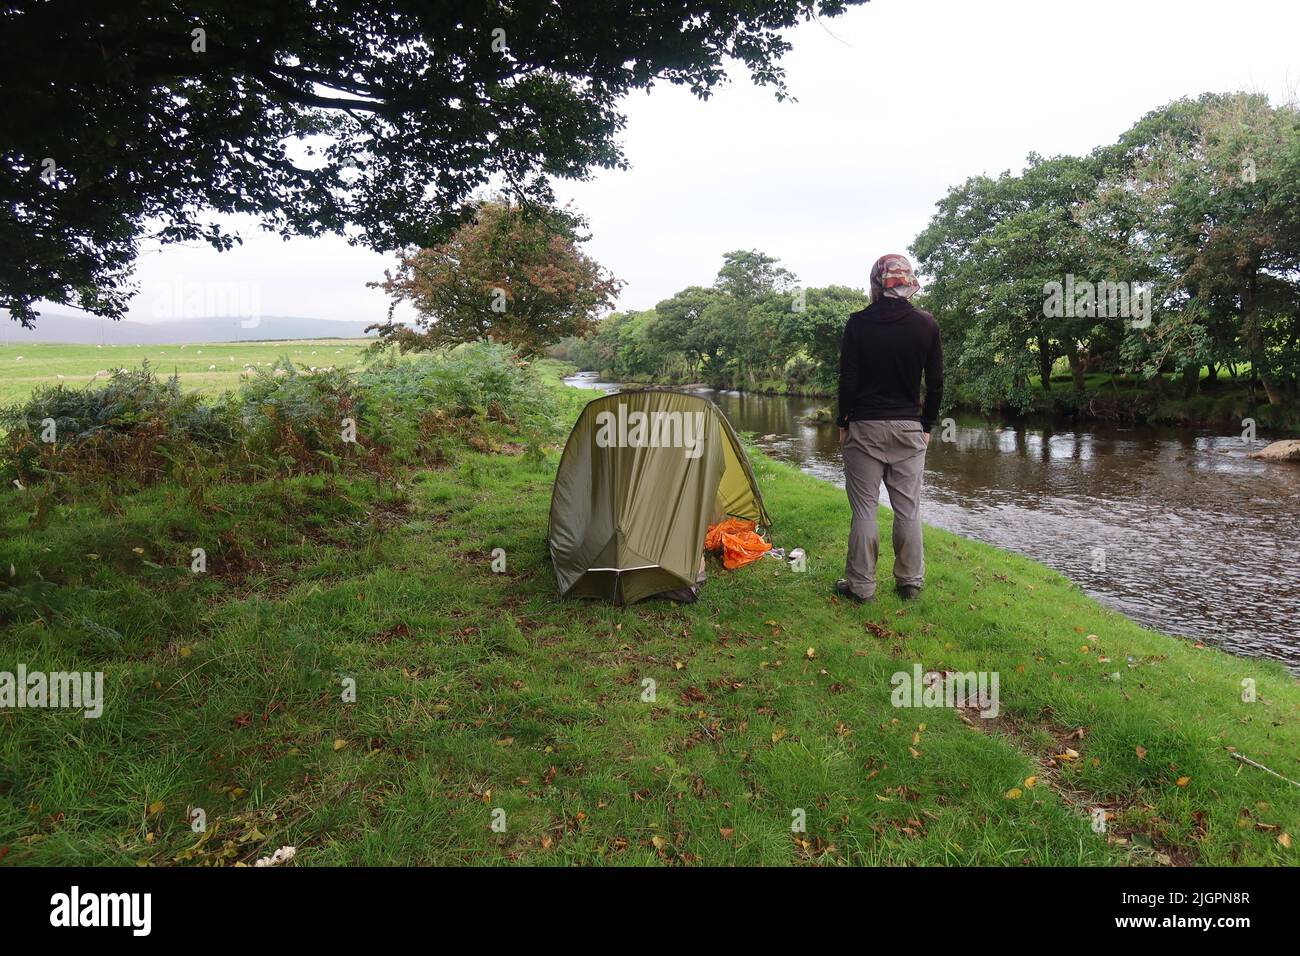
left=0, top=0, right=868, bottom=326
left=370, top=199, right=621, bottom=356
left=912, top=92, right=1300, bottom=410
left=561, top=250, right=867, bottom=392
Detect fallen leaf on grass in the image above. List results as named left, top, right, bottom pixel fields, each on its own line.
left=719, top=828, right=734, bottom=841
left=1135, top=745, right=1147, bottom=760
left=333, top=739, right=348, bottom=751
left=1175, top=776, right=1191, bottom=787
left=1279, top=833, right=1293, bottom=849
left=1005, top=788, right=1023, bottom=799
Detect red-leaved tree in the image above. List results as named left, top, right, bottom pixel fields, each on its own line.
left=370, top=200, right=622, bottom=356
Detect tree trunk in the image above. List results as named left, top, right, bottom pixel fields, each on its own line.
left=1066, top=340, right=1086, bottom=395
left=1037, top=334, right=1052, bottom=392
left=1241, top=263, right=1283, bottom=405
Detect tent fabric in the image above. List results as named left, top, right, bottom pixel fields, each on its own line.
left=548, top=388, right=771, bottom=605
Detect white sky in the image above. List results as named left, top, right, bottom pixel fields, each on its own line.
left=121, top=0, right=1300, bottom=324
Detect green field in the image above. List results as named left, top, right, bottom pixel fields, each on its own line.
left=1, top=363, right=1296, bottom=866
left=0, top=339, right=372, bottom=406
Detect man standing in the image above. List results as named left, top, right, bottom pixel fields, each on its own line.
left=835, top=254, right=943, bottom=603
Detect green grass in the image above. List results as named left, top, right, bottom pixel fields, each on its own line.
left=0, top=379, right=1297, bottom=866
left=0, top=340, right=372, bottom=406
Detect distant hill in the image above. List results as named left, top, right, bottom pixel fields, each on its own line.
left=2, top=311, right=382, bottom=345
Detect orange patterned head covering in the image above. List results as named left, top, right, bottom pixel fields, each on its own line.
left=870, top=253, right=920, bottom=302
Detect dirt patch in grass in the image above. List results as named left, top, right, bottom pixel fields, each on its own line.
left=959, top=704, right=1199, bottom=866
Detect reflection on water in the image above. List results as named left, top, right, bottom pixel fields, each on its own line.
left=565, top=372, right=1300, bottom=669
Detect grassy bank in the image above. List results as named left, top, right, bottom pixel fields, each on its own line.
left=1, top=372, right=1297, bottom=866
left=1015, top=371, right=1300, bottom=434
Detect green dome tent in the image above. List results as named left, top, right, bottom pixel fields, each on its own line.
left=548, top=389, right=772, bottom=605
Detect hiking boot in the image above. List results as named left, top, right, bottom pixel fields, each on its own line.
left=835, top=579, right=871, bottom=604
left=895, top=583, right=922, bottom=600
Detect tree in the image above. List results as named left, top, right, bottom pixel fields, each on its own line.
left=370, top=199, right=621, bottom=356
left=772, top=285, right=869, bottom=388
left=912, top=154, right=1109, bottom=411
left=1101, top=93, right=1300, bottom=404
left=653, top=286, right=720, bottom=379
left=1, top=0, right=869, bottom=326
left=714, top=249, right=797, bottom=303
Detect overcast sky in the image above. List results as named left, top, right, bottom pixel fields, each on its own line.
left=122, top=0, right=1300, bottom=325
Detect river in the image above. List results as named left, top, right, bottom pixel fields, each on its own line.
left=564, top=372, right=1300, bottom=670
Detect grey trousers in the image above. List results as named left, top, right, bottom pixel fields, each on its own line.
left=842, top=419, right=928, bottom=599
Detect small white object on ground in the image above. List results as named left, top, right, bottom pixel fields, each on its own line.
left=254, top=845, right=297, bottom=867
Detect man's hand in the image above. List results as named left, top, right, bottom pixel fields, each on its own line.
left=923, top=431, right=932, bottom=445
left=839, top=427, right=847, bottom=447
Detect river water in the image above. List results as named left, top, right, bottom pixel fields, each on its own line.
left=564, top=372, right=1300, bottom=669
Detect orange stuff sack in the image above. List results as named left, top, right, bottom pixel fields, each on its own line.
left=705, top=517, right=755, bottom=552
left=720, top=530, right=771, bottom=569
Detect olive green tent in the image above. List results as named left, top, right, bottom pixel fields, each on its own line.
left=548, top=389, right=771, bottom=605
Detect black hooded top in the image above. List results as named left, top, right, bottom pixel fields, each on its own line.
left=836, top=297, right=944, bottom=432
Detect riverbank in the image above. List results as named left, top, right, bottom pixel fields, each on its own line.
left=1, top=366, right=1296, bottom=865
left=582, top=370, right=1300, bottom=435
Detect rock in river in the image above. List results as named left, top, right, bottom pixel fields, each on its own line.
left=1247, top=439, right=1300, bottom=463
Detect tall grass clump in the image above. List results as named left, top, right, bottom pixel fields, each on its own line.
left=0, top=343, right=562, bottom=489
left=0, top=364, right=242, bottom=486
left=361, top=343, right=560, bottom=463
